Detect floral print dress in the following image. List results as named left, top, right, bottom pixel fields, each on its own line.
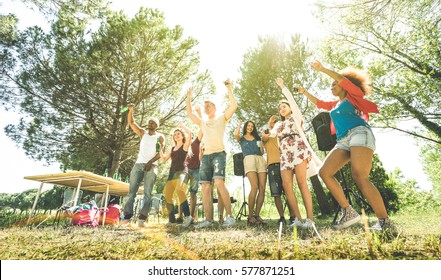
left=276, top=116, right=312, bottom=171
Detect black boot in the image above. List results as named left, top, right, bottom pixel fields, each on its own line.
left=166, top=203, right=176, bottom=223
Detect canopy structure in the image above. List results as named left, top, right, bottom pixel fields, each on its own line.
left=24, top=170, right=142, bottom=224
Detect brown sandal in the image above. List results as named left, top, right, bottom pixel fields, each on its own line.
left=255, top=216, right=266, bottom=225
left=247, top=216, right=258, bottom=226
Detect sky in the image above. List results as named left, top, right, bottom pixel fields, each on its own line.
left=0, top=0, right=432, bottom=194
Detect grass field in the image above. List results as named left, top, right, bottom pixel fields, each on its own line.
left=1, top=211, right=440, bottom=260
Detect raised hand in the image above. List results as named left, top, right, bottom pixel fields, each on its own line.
left=293, top=86, right=306, bottom=94
left=311, top=60, right=323, bottom=71
left=275, top=78, right=284, bottom=89
left=224, top=78, right=232, bottom=94
left=194, top=104, right=202, bottom=118
left=186, top=87, right=193, bottom=98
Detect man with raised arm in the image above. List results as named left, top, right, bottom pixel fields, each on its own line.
left=186, top=80, right=237, bottom=228
left=122, top=104, right=165, bottom=227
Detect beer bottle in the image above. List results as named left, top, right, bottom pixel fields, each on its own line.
left=156, top=137, right=160, bottom=153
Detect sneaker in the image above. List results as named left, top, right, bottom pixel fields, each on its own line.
left=176, top=217, right=183, bottom=224
left=334, top=205, right=361, bottom=230
left=302, top=218, right=315, bottom=230
left=181, top=216, right=192, bottom=228
left=222, top=215, right=236, bottom=227
left=278, top=216, right=287, bottom=226
left=137, top=219, right=146, bottom=227
left=195, top=219, right=213, bottom=229
left=288, top=217, right=303, bottom=228
left=369, top=217, right=398, bottom=234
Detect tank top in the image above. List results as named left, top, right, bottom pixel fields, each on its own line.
left=170, top=145, right=188, bottom=172
left=136, top=132, right=160, bottom=164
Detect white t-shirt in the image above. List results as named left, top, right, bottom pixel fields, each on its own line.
left=201, top=115, right=227, bottom=155
left=136, top=132, right=160, bottom=164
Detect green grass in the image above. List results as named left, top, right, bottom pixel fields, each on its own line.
left=1, top=211, right=440, bottom=260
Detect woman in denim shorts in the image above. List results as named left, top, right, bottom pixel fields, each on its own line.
left=297, top=60, right=396, bottom=233
left=234, top=120, right=267, bottom=226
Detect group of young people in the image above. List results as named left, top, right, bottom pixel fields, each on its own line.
left=121, top=60, right=397, bottom=233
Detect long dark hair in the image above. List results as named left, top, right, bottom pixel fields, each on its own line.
left=242, top=120, right=261, bottom=140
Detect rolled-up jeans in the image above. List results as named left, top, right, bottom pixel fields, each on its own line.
left=123, top=163, right=157, bottom=219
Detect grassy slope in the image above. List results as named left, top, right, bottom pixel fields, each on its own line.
left=1, top=212, right=440, bottom=260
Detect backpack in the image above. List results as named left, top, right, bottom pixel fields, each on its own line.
left=99, top=204, right=121, bottom=225
left=312, top=112, right=337, bottom=152
left=71, top=200, right=100, bottom=227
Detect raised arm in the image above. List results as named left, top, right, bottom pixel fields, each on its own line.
left=311, top=60, right=344, bottom=83
left=262, top=115, right=277, bottom=142
left=223, top=79, right=237, bottom=121
left=196, top=128, right=203, bottom=141
left=275, top=78, right=304, bottom=122
left=179, top=123, right=193, bottom=151
left=293, top=86, right=319, bottom=105
left=186, top=87, right=202, bottom=126
left=159, top=139, right=171, bottom=163
left=127, top=104, right=144, bottom=138
left=234, top=120, right=242, bottom=142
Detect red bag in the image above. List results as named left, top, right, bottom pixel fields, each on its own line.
left=99, top=204, right=121, bottom=225
left=71, top=201, right=100, bottom=227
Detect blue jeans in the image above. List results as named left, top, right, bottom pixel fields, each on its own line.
left=186, top=168, right=200, bottom=193
left=123, top=163, right=157, bottom=219
left=268, top=163, right=283, bottom=197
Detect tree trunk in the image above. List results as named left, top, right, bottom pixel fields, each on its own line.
left=310, top=175, right=333, bottom=215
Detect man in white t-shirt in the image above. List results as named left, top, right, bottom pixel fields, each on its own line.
left=122, top=104, right=165, bottom=227
left=186, top=79, right=237, bottom=228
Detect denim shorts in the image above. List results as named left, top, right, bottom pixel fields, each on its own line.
left=185, top=168, right=200, bottom=193
left=267, top=163, right=283, bottom=197
left=199, top=151, right=226, bottom=184
left=335, top=126, right=376, bottom=151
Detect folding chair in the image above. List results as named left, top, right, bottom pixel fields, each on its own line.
left=149, top=194, right=164, bottom=223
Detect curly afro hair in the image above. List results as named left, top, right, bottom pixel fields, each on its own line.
left=338, top=67, right=372, bottom=95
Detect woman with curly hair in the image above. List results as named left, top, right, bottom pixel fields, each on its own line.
left=296, top=60, right=396, bottom=233
left=234, top=120, right=267, bottom=226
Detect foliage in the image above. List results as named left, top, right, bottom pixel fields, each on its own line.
left=234, top=34, right=322, bottom=130
left=387, top=169, right=441, bottom=212
left=420, top=138, right=441, bottom=195
left=1, top=5, right=212, bottom=181
left=316, top=0, right=441, bottom=144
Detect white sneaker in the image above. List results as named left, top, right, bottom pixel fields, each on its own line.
left=181, top=216, right=192, bottom=228
left=195, top=219, right=213, bottom=229
left=302, top=218, right=315, bottom=230
left=137, top=219, right=146, bottom=227
left=288, top=217, right=303, bottom=228
left=222, top=215, right=236, bottom=227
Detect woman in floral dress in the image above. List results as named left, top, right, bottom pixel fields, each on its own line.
left=263, top=78, right=322, bottom=229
